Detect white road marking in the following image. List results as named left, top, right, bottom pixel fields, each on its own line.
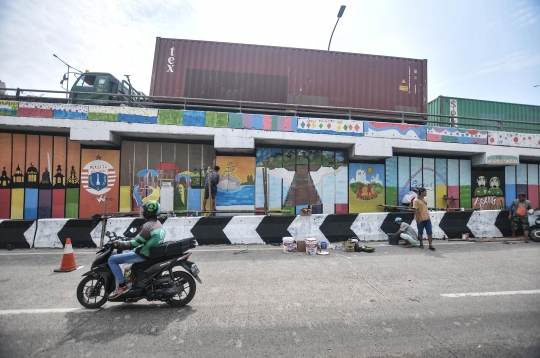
left=0, top=308, right=99, bottom=315
left=441, top=290, right=540, bottom=298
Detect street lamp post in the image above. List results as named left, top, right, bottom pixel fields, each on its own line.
left=53, top=54, right=83, bottom=98
left=328, top=5, right=346, bottom=51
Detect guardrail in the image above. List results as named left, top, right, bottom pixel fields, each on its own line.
left=1, top=87, right=539, bottom=133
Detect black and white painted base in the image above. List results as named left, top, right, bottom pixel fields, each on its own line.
left=0, top=210, right=535, bottom=248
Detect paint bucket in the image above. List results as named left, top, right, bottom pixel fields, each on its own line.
left=305, top=237, right=318, bottom=255
left=462, top=233, right=469, bottom=241
left=282, top=237, right=295, bottom=253
left=320, top=241, right=328, bottom=250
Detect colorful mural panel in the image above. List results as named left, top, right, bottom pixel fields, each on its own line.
left=348, top=163, right=385, bottom=213
left=79, top=149, right=120, bottom=218
left=0, top=133, right=12, bottom=218
left=119, top=141, right=215, bottom=214
left=472, top=168, right=505, bottom=210
left=158, top=109, right=183, bottom=125
left=65, top=140, right=81, bottom=218
left=0, top=101, right=19, bottom=116
left=24, top=135, right=39, bottom=219
left=87, top=105, right=119, bottom=122
left=216, top=156, right=256, bottom=210
left=427, top=126, right=488, bottom=144
left=256, top=148, right=347, bottom=214
left=488, top=131, right=540, bottom=148
left=297, top=118, right=364, bottom=136
left=118, top=107, right=158, bottom=124
left=18, top=102, right=88, bottom=119
left=385, top=157, right=398, bottom=206
left=364, top=122, right=427, bottom=140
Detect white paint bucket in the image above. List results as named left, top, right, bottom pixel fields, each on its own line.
left=305, top=237, right=318, bottom=255
left=282, top=237, right=295, bottom=253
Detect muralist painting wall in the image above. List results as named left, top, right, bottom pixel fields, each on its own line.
left=385, top=156, right=472, bottom=209
left=255, top=148, right=348, bottom=214
left=119, top=141, right=215, bottom=213
left=0, top=133, right=81, bottom=219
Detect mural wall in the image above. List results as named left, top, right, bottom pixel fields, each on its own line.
left=348, top=163, right=385, bottom=213
left=504, top=164, right=540, bottom=209
left=471, top=168, right=505, bottom=210
left=255, top=148, right=348, bottom=214
left=385, top=156, right=472, bottom=209
left=216, top=156, right=256, bottom=211
left=119, top=141, right=215, bottom=214
left=79, top=149, right=120, bottom=218
left=0, top=133, right=81, bottom=219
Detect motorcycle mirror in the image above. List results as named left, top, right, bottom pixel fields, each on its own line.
left=105, top=231, right=110, bottom=236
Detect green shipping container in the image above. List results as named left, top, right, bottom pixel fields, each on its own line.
left=428, top=96, right=540, bottom=134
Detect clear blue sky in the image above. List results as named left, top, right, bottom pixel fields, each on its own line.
left=1, top=0, right=539, bottom=106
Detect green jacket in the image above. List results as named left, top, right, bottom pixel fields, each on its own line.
left=127, top=219, right=166, bottom=258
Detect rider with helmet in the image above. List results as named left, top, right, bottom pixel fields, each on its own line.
left=108, top=200, right=166, bottom=299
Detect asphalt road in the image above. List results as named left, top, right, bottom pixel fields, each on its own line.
left=1, top=240, right=539, bottom=358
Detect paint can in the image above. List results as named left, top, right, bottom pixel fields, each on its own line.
left=305, top=237, right=318, bottom=255
left=320, top=241, right=328, bottom=250
left=282, top=237, right=295, bottom=253
left=462, top=233, right=469, bottom=241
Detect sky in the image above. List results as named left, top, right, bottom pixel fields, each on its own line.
left=0, top=0, right=539, bottom=106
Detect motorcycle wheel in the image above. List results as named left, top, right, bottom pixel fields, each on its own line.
left=77, top=276, right=108, bottom=309
left=530, top=228, right=540, bottom=242
left=167, top=270, right=196, bottom=307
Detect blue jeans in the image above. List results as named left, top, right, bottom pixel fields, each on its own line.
left=108, top=251, right=146, bottom=283
left=417, top=219, right=433, bottom=236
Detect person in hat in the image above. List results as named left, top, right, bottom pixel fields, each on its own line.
left=413, top=187, right=435, bottom=250
left=389, top=217, right=420, bottom=248
left=509, top=192, right=532, bottom=243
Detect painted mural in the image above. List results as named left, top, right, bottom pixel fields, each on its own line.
left=348, top=164, right=385, bottom=213
left=119, top=141, right=216, bottom=214
left=472, top=168, right=505, bottom=210
left=255, top=148, right=348, bottom=214
left=0, top=133, right=81, bottom=220
left=488, top=131, right=540, bottom=148
left=364, top=122, right=427, bottom=140
left=297, top=118, right=364, bottom=136
left=427, top=126, right=488, bottom=144
left=216, top=156, right=256, bottom=210
left=504, top=164, right=540, bottom=210
left=385, top=156, right=471, bottom=209
left=79, top=149, right=120, bottom=218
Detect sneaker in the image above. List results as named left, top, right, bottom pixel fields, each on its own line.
left=419, top=244, right=424, bottom=249
left=429, top=245, right=436, bottom=251
left=109, top=285, right=130, bottom=300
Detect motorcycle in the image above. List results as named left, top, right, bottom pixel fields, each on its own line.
left=529, top=214, right=540, bottom=242
left=77, top=230, right=201, bottom=309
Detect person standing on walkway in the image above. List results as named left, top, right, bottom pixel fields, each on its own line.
left=508, top=192, right=532, bottom=243
left=203, top=166, right=220, bottom=212
left=413, top=188, right=435, bottom=250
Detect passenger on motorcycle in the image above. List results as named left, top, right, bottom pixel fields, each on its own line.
left=108, top=200, right=166, bottom=299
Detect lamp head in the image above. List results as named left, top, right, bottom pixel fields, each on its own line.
left=337, top=5, right=346, bottom=18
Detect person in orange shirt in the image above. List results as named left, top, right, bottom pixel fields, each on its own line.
left=413, top=188, right=435, bottom=251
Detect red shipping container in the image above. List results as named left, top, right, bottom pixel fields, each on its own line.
left=150, top=38, right=427, bottom=113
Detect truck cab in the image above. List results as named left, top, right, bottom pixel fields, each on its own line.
left=70, top=72, right=145, bottom=105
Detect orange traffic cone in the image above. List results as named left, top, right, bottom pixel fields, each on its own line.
left=54, top=238, right=77, bottom=272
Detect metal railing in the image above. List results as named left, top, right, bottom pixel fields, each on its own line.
left=1, top=87, right=539, bottom=134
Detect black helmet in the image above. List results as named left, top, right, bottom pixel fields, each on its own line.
left=141, top=200, right=160, bottom=219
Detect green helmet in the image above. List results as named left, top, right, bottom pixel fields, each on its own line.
left=142, top=200, right=160, bottom=219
